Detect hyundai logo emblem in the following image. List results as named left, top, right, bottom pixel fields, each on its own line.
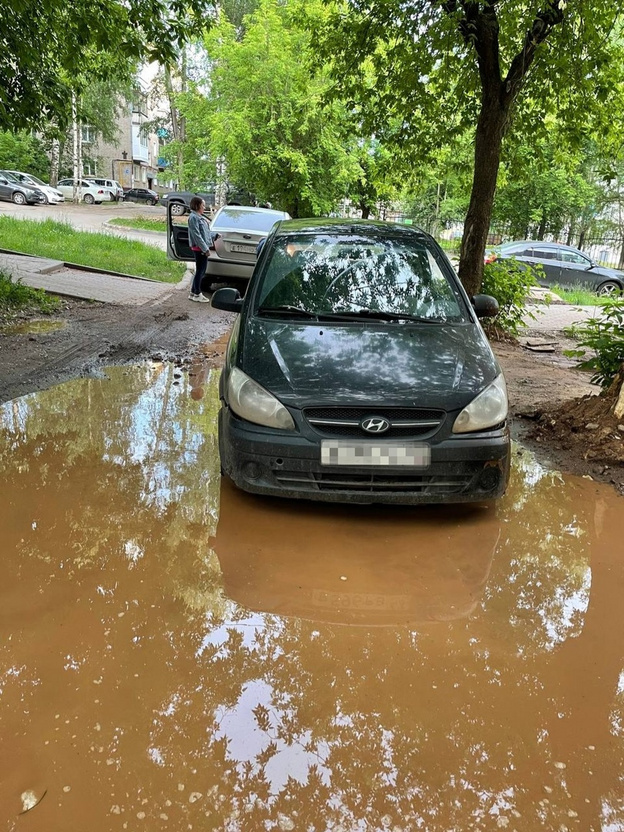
left=361, top=416, right=390, bottom=434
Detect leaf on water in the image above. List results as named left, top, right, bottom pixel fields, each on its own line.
left=19, top=789, right=47, bottom=815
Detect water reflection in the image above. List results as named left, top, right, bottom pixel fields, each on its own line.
left=0, top=365, right=623, bottom=830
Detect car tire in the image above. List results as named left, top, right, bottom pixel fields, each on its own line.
left=12, top=191, right=26, bottom=205
left=596, top=280, right=623, bottom=297
left=170, top=202, right=186, bottom=216
left=147, top=198, right=155, bottom=206
left=83, top=193, right=95, bottom=205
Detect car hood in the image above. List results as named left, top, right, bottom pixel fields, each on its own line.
left=240, top=319, right=499, bottom=408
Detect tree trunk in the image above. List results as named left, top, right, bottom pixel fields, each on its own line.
left=49, top=138, right=60, bottom=186
left=361, top=203, right=371, bottom=219
left=537, top=211, right=546, bottom=240
left=458, top=93, right=508, bottom=297
left=71, top=92, right=79, bottom=203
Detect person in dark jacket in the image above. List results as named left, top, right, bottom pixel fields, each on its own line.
left=187, top=197, right=213, bottom=302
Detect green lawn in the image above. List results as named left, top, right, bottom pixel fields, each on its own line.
left=108, top=216, right=169, bottom=233
left=549, top=284, right=602, bottom=305
left=0, top=217, right=186, bottom=283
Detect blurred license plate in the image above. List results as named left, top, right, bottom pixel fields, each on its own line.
left=230, top=244, right=256, bottom=254
left=321, top=441, right=430, bottom=467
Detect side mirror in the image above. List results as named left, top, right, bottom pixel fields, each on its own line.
left=211, top=287, right=243, bottom=313
left=472, top=294, right=499, bottom=318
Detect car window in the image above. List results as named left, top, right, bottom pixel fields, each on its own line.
left=531, top=249, right=558, bottom=260
left=255, top=233, right=466, bottom=322
left=212, top=208, right=284, bottom=232
left=559, top=250, right=589, bottom=264
left=57, top=179, right=71, bottom=186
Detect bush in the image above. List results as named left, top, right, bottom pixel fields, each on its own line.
left=0, top=269, right=59, bottom=315
left=481, top=257, right=541, bottom=336
left=564, top=298, right=624, bottom=388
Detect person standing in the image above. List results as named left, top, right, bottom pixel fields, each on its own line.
left=187, top=197, right=213, bottom=302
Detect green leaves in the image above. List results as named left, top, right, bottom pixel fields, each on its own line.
left=0, top=0, right=216, bottom=130
left=565, top=298, right=624, bottom=388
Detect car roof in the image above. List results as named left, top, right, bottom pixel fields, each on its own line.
left=272, top=217, right=432, bottom=243
left=500, top=240, right=580, bottom=253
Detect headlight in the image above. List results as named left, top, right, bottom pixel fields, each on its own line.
left=227, top=367, right=295, bottom=430
left=452, top=374, right=508, bottom=433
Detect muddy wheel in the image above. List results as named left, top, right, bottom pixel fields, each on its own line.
left=146, top=198, right=155, bottom=206
left=170, top=202, right=186, bottom=216
left=12, top=191, right=26, bottom=205
left=83, top=193, right=95, bottom=205
left=596, top=280, right=623, bottom=297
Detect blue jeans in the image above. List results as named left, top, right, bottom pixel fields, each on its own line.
left=192, top=251, right=208, bottom=294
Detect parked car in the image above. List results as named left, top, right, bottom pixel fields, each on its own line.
left=2, top=171, right=64, bottom=204
left=123, top=187, right=159, bottom=205
left=487, top=240, right=624, bottom=296
left=0, top=172, right=46, bottom=205
left=210, top=218, right=509, bottom=505
left=84, top=177, right=124, bottom=200
left=168, top=204, right=291, bottom=287
left=56, top=178, right=113, bottom=204
left=161, top=190, right=216, bottom=215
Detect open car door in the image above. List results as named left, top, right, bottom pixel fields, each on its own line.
left=166, top=201, right=193, bottom=261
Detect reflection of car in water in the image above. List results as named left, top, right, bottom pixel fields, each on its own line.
left=211, top=480, right=501, bottom=626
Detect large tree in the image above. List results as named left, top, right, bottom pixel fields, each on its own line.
left=318, top=1, right=624, bottom=294
left=0, top=0, right=214, bottom=132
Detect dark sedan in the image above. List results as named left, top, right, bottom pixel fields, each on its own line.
left=123, top=188, right=159, bottom=205
left=0, top=171, right=45, bottom=205
left=488, top=240, right=624, bottom=295
left=211, top=218, right=510, bottom=505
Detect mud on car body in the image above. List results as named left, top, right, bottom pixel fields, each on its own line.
left=212, top=218, right=510, bottom=505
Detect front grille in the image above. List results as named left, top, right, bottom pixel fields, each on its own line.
left=303, top=406, right=445, bottom=439
left=274, top=471, right=471, bottom=495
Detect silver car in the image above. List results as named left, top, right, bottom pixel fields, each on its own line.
left=168, top=204, right=290, bottom=288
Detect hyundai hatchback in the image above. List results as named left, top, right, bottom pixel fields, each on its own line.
left=211, top=219, right=510, bottom=505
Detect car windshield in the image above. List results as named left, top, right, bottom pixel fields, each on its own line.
left=2, top=172, right=19, bottom=183
left=255, top=232, right=467, bottom=322
left=26, top=175, right=45, bottom=186
left=212, top=208, right=283, bottom=233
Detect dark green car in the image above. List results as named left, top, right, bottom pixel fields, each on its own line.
left=212, top=219, right=510, bottom=504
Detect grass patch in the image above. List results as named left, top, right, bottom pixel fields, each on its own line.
left=0, top=216, right=186, bottom=283
left=0, top=268, right=60, bottom=318
left=550, top=284, right=601, bottom=305
left=109, top=216, right=168, bottom=232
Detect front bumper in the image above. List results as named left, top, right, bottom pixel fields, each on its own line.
left=219, top=407, right=511, bottom=505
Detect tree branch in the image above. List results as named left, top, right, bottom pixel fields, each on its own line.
left=504, top=0, right=566, bottom=101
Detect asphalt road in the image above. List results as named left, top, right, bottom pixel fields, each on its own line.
left=0, top=198, right=168, bottom=249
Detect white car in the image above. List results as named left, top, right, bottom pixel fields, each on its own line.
left=84, top=177, right=125, bottom=201
left=56, top=178, right=113, bottom=204
left=1, top=170, right=64, bottom=204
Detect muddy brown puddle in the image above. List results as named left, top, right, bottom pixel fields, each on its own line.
left=1, top=363, right=624, bottom=831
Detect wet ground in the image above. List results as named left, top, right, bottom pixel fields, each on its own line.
left=1, top=363, right=624, bottom=831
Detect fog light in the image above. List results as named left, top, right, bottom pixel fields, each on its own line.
left=478, top=467, right=501, bottom=492
left=243, top=461, right=262, bottom=480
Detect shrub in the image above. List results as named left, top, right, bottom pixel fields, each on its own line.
left=564, top=298, right=624, bottom=388
left=0, top=269, right=59, bottom=315
left=481, top=257, right=541, bottom=336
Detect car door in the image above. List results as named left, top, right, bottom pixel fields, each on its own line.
left=528, top=247, right=561, bottom=286
left=557, top=249, right=594, bottom=288
left=166, top=202, right=193, bottom=261
left=0, top=175, right=13, bottom=201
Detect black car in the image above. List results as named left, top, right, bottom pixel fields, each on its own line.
left=160, top=190, right=215, bottom=215
left=0, top=171, right=45, bottom=205
left=123, top=188, right=159, bottom=205
left=488, top=240, right=624, bottom=295
left=211, top=218, right=510, bottom=505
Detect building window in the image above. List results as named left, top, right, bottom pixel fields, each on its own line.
left=83, top=160, right=96, bottom=176
left=81, top=125, right=96, bottom=144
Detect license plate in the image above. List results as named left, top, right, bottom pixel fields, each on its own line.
left=321, top=440, right=430, bottom=467
left=229, top=244, right=256, bottom=254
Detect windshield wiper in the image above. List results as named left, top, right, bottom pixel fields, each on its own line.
left=318, top=309, right=447, bottom=323
left=257, top=305, right=318, bottom=319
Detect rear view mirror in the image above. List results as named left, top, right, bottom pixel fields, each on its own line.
left=211, top=287, right=243, bottom=313
left=472, top=294, right=499, bottom=318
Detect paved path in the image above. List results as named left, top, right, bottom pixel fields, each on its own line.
left=0, top=251, right=191, bottom=306
left=524, top=302, right=600, bottom=332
